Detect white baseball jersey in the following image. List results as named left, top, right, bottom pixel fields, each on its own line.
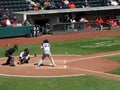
left=38, top=42, right=56, bottom=67
left=19, top=51, right=30, bottom=60
left=41, top=43, right=51, bottom=54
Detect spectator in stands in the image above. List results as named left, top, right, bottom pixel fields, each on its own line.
left=0, top=8, right=6, bottom=17
left=119, top=0, right=120, bottom=4
left=5, top=9, right=11, bottom=18
left=63, top=14, right=70, bottom=23
left=12, top=15, right=17, bottom=22
left=12, top=21, right=17, bottom=27
left=111, top=0, right=118, bottom=5
left=16, top=20, right=22, bottom=27
left=113, top=20, right=118, bottom=27
left=79, top=17, right=85, bottom=30
left=33, top=0, right=41, bottom=6
left=11, top=20, right=22, bottom=27
left=104, top=0, right=111, bottom=6
left=96, top=17, right=104, bottom=31
left=106, top=17, right=118, bottom=29
left=0, top=9, right=2, bottom=17
left=63, top=0, right=69, bottom=5
left=106, top=18, right=114, bottom=30
left=55, top=1, right=63, bottom=9
left=62, top=0, right=70, bottom=8
left=116, top=15, right=120, bottom=25
left=82, top=0, right=90, bottom=8
left=87, top=24, right=92, bottom=30
left=56, top=17, right=60, bottom=23
left=33, top=6, right=38, bottom=11
left=1, top=17, right=12, bottom=27
left=70, top=17, right=76, bottom=31
left=33, top=0, right=41, bottom=10
left=28, top=2, right=34, bottom=10
left=68, top=1, right=76, bottom=9
left=22, top=20, right=31, bottom=26
left=26, top=0, right=38, bottom=6
left=50, top=1, right=57, bottom=9
left=43, top=0, right=51, bottom=10
left=44, top=23, right=51, bottom=34
left=27, top=0, right=40, bottom=10
left=0, top=21, right=1, bottom=25
left=0, top=21, right=6, bottom=27
left=63, top=14, right=71, bottom=30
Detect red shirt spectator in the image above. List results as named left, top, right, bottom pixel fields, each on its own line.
left=96, top=17, right=103, bottom=24
left=69, top=2, right=76, bottom=9
left=1, top=18, right=12, bottom=26
left=95, top=17, right=104, bottom=30
left=87, top=24, right=92, bottom=30
left=113, top=20, right=118, bottom=27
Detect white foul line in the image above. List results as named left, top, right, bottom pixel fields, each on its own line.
left=0, top=73, right=85, bottom=78
left=68, top=66, right=120, bottom=79
left=67, top=52, right=120, bottom=63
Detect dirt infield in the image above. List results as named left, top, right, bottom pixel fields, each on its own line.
left=1, top=30, right=120, bottom=80
left=1, top=30, right=120, bottom=47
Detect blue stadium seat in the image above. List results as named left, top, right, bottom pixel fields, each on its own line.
left=0, top=0, right=29, bottom=12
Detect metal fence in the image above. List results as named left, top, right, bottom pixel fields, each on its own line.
left=51, top=19, right=120, bottom=33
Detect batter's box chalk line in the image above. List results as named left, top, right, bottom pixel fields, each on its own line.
left=34, top=60, right=67, bottom=69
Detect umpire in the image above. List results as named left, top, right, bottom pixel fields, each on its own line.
left=2, top=45, right=18, bottom=66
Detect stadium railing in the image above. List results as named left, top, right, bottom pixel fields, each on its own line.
left=52, top=19, right=120, bottom=34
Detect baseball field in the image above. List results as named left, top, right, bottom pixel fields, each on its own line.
left=1, top=30, right=120, bottom=90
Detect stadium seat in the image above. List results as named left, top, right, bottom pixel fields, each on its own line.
left=0, top=0, right=29, bottom=12
left=0, top=0, right=104, bottom=12
left=74, top=1, right=83, bottom=8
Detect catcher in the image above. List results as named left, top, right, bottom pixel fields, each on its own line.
left=18, top=48, right=30, bottom=64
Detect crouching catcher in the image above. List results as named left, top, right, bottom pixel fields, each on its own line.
left=18, top=48, right=30, bottom=64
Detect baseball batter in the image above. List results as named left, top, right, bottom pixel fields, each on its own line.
left=37, top=39, right=56, bottom=67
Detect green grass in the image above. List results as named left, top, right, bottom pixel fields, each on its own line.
left=1, top=35, right=120, bottom=57
left=1, top=75, right=120, bottom=90
left=105, top=55, right=120, bottom=75
left=1, top=35, right=120, bottom=90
